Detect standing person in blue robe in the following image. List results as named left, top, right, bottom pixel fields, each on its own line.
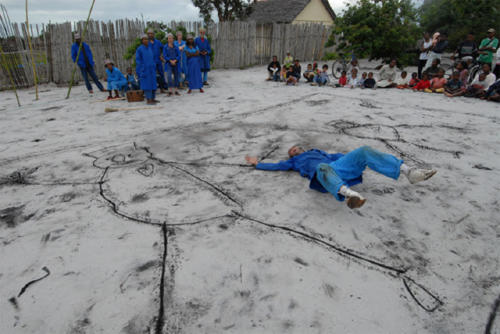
left=135, top=34, right=158, bottom=105
left=185, top=35, right=204, bottom=94
left=71, top=33, right=104, bottom=94
left=174, top=31, right=188, bottom=88
left=147, top=28, right=167, bottom=93
left=162, top=33, right=181, bottom=96
left=194, top=28, right=211, bottom=86
left=103, top=59, right=128, bottom=100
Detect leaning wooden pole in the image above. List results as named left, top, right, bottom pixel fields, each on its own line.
left=0, top=45, right=21, bottom=107
left=66, top=0, right=96, bottom=99
left=25, top=0, right=38, bottom=100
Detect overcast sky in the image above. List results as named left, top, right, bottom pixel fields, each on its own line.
left=2, top=0, right=357, bottom=25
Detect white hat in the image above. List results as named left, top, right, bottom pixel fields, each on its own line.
left=74, top=33, right=81, bottom=39
left=146, top=28, right=154, bottom=34
left=140, top=33, right=148, bottom=40
left=104, top=59, right=113, bottom=65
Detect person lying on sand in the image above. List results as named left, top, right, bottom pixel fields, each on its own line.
left=245, top=145, right=437, bottom=209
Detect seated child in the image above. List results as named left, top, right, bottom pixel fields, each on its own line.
left=413, top=72, right=431, bottom=91
left=424, top=58, right=441, bottom=79
left=482, top=79, right=500, bottom=101
left=267, top=56, right=281, bottom=81
left=126, top=67, right=140, bottom=90
left=425, top=69, right=447, bottom=93
left=286, top=66, right=297, bottom=85
left=104, top=59, right=128, bottom=99
left=456, top=61, right=469, bottom=85
left=346, top=68, right=361, bottom=88
left=464, top=73, right=488, bottom=98
left=363, top=72, right=376, bottom=88
left=280, top=64, right=289, bottom=82
left=396, top=71, right=410, bottom=89
left=359, top=72, right=367, bottom=87
left=409, top=72, right=419, bottom=88
left=303, top=64, right=315, bottom=82
left=444, top=71, right=465, bottom=97
left=314, top=64, right=330, bottom=86
left=337, top=70, right=348, bottom=87
left=291, top=59, right=302, bottom=82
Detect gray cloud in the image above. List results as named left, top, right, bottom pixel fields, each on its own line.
left=2, top=0, right=349, bottom=25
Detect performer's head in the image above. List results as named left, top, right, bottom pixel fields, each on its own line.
left=147, top=28, right=155, bottom=41
left=288, top=145, right=305, bottom=157
left=140, top=34, right=149, bottom=46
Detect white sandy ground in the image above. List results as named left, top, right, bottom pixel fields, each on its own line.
left=0, top=65, right=499, bottom=334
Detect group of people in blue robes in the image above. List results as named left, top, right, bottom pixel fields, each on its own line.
left=70, top=27, right=211, bottom=102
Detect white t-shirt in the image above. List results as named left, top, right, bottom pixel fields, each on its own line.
left=473, top=72, right=497, bottom=89
left=420, top=40, right=433, bottom=60
left=396, top=75, right=410, bottom=86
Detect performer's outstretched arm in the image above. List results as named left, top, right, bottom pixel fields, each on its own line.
left=245, top=156, right=293, bottom=171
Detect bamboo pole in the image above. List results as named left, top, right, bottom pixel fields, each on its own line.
left=0, top=45, right=21, bottom=107
left=25, top=0, right=38, bottom=99
left=66, top=0, right=96, bottom=99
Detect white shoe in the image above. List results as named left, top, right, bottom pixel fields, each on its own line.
left=341, top=188, right=366, bottom=209
left=406, top=168, right=437, bottom=184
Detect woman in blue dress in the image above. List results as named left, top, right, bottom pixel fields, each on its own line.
left=174, top=31, right=188, bottom=88
left=184, top=35, right=204, bottom=94
left=135, top=34, right=158, bottom=104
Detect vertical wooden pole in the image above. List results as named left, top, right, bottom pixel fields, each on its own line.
left=25, top=0, right=38, bottom=99
left=66, top=0, right=96, bottom=99
left=0, top=45, right=21, bottom=107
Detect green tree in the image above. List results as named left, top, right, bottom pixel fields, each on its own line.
left=419, top=0, right=500, bottom=49
left=327, top=0, right=421, bottom=65
left=191, top=0, right=252, bottom=23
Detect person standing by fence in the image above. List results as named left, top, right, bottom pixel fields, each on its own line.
left=147, top=28, right=167, bottom=93
left=185, top=35, right=204, bottom=94
left=71, top=33, right=104, bottom=94
left=136, top=34, right=158, bottom=105
left=163, top=33, right=181, bottom=96
left=195, top=28, right=211, bottom=86
left=417, top=32, right=432, bottom=79
left=174, top=31, right=188, bottom=88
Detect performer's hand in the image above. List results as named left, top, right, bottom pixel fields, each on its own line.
left=245, top=156, right=258, bottom=166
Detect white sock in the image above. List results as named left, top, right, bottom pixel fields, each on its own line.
left=339, top=186, right=363, bottom=199
left=400, top=163, right=411, bottom=176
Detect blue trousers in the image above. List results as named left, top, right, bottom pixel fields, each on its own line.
left=166, top=63, right=179, bottom=88
left=108, top=79, right=128, bottom=92
left=79, top=66, right=104, bottom=92
left=144, top=90, right=156, bottom=100
left=315, top=75, right=328, bottom=85
left=203, top=71, right=208, bottom=83
left=156, top=63, right=167, bottom=89
left=316, top=146, right=404, bottom=201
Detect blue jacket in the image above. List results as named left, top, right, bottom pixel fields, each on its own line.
left=71, top=42, right=94, bottom=68
left=163, top=43, right=180, bottom=69
left=149, top=39, right=164, bottom=64
left=135, top=44, right=157, bottom=91
left=256, top=149, right=362, bottom=193
left=105, top=66, right=126, bottom=83
left=195, top=36, right=211, bottom=71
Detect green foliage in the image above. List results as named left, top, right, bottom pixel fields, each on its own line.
left=328, top=0, right=421, bottom=66
left=191, top=0, right=252, bottom=24
left=419, top=0, right=500, bottom=49
left=321, top=52, right=339, bottom=61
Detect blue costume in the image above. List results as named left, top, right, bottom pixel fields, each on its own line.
left=174, top=40, right=188, bottom=82
left=135, top=44, right=157, bottom=100
left=185, top=45, right=203, bottom=90
left=71, top=42, right=104, bottom=92
left=194, top=36, right=211, bottom=82
left=149, top=39, right=167, bottom=89
left=256, top=146, right=403, bottom=202
left=163, top=43, right=181, bottom=88
left=126, top=73, right=139, bottom=90
left=105, top=66, right=128, bottom=92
